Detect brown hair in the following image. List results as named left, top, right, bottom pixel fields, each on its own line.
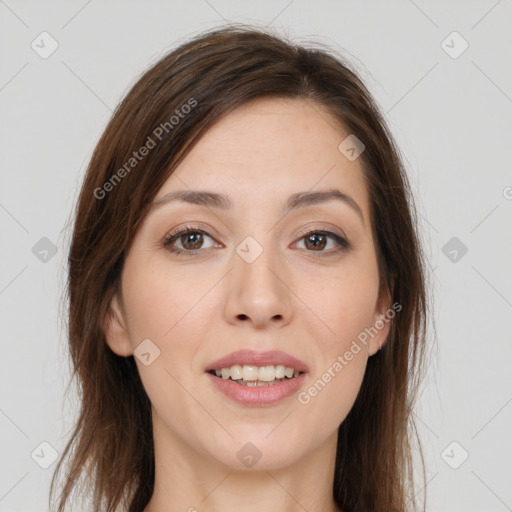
left=51, top=23, right=431, bottom=512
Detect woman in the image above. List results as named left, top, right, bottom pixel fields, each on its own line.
left=51, top=24, right=430, bottom=512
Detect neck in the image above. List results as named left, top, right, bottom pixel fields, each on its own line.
left=143, top=411, right=341, bottom=512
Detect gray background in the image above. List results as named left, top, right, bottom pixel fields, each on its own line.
left=1, top=1, right=511, bottom=510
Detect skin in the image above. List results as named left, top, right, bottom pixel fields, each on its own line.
left=104, top=97, right=391, bottom=512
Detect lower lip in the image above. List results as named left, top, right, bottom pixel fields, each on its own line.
left=205, top=372, right=307, bottom=406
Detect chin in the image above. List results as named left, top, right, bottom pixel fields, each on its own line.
left=204, top=429, right=309, bottom=471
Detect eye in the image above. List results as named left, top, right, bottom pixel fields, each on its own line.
left=162, top=226, right=351, bottom=258
left=294, top=229, right=350, bottom=257
left=163, top=226, right=219, bottom=255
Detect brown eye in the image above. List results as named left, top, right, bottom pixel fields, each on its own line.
left=180, top=232, right=204, bottom=250
left=163, top=227, right=217, bottom=255
left=304, top=233, right=327, bottom=251
left=294, top=229, right=351, bottom=258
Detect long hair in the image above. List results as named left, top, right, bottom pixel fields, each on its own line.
left=51, top=23, right=431, bottom=512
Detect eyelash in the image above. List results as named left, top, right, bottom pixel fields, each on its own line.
left=162, top=225, right=351, bottom=258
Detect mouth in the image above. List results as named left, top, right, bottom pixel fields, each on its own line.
left=205, top=349, right=308, bottom=406
left=207, top=365, right=306, bottom=387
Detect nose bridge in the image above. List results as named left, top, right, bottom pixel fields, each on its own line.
left=224, top=232, right=292, bottom=326
left=237, top=234, right=279, bottom=288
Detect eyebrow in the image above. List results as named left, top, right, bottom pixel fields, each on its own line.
left=151, top=188, right=364, bottom=224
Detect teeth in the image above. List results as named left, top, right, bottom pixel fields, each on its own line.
left=238, top=380, right=282, bottom=387
left=212, top=364, right=302, bottom=382
left=275, top=365, right=285, bottom=378
left=230, top=364, right=243, bottom=380
left=258, top=365, right=275, bottom=382
left=242, top=365, right=259, bottom=381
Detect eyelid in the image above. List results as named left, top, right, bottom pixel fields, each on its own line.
left=292, top=226, right=351, bottom=256
left=163, top=224, right=222, bottom=249
left=163, top=223, right=220, bottom=242
left=293, top=224, right=350, bottom=246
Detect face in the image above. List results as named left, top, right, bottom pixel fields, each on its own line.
left=104, top=97, right=391, bottom=470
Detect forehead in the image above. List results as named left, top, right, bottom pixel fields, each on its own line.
left=156, top=97, right=370, bottom=219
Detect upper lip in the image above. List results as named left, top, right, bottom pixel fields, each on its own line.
left=205, top=349, right=309, bottom=373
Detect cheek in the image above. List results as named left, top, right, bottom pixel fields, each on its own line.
left=120, top=253, right=214, bottom=394
left=298, top=350, right=367, bottom=437
left=297, top=260, right=380, bottom=350
left=121, top=254, right=209, bottom=342
left=120, top=260, right=202, bottom=430
left=293, top=256, right=378, bottom=422
left=297, top=281, right=373, bottom=429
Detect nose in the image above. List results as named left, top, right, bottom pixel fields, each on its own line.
left=222, top=242, right=293, bottom=329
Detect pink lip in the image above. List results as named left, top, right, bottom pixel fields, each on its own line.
left=205, top=349, right=309, bottom=407
left=205, top=349, right=309, bottom=372
left=205, top=371, right=307, bottom=406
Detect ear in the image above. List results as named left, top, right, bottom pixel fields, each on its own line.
left=368, top=284, right=393, bottom=356
left=103, top=293, right=133, bottom=357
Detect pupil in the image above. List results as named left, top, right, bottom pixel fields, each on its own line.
left=306, top=233, right=326, bottom=250
left=182, top=232, right=202, bottom=250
